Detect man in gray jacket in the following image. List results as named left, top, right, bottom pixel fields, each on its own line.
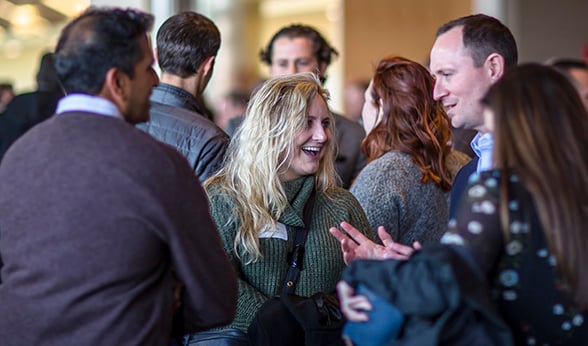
left=138, top=11, right=228, bottom=182
left=261, top=24, right=366, bottom=188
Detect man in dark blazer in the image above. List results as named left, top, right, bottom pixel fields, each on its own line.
left=429, top=14, right=518, bottom=217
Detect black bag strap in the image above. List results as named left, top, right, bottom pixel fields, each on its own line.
left=281, top=188, right=316, bottom=295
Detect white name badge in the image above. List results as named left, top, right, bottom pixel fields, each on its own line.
left=259, top=222, right=288, bottom=240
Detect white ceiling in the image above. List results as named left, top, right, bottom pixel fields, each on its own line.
left=0, top=0, right=88, bottom=30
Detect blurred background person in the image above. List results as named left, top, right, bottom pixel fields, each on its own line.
left=214, top=89, right=249, bottom=131
left=343, top=78, right=369, bottom=124
left=0, top=83, right=14, bottom=114
left=350, top=56, right=469, bottom=246
left=0, top=52, right=65, bottom=161
left=548, top=58, right=588, bottom=111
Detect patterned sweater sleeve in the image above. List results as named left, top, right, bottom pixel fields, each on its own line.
left=441, top=172, right=504, bottom=274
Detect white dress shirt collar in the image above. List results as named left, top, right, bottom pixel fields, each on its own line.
left=471, top=132, right=494, bottom=173
left=56, top=93, right=122, bottom=119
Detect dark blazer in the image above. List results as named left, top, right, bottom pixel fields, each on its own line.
left=0, top=90, right=63, bottom=161
left=332, top=112, right=366, bottom=189
left=449, top=156, right=478, bottom=218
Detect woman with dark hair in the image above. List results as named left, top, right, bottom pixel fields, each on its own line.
left=336, top=63, right=588, bottom=346
left=349, top=56, right=468, bottom=247
left=440, top=63, right=588, bottom=344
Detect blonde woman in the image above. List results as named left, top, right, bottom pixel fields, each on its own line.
left=200, top=72, right=372, bottom=342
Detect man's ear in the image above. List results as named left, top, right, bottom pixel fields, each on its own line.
left=201, top=55, right=215, bottom=76
left=100, top=67, right=129, bottom=112
left=485, top=53, right=506, bottom=82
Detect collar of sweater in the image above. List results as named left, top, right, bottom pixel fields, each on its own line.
left=279, top=176, right=316, bottom=228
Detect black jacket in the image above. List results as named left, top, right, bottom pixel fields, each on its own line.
left=0, top=90, right=63, bottom=161
left=342, top=244, right=513, bottom=346
left=138, top=83, right=229, bottom=183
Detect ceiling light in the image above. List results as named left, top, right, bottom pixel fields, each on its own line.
left=11, top=4, right=42, bottom=28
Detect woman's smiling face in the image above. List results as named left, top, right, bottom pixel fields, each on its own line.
left=279, top=94, right=332, bottom=182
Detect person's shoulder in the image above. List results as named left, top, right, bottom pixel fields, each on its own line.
left=448, top=149, right=471, bottom=164
left=454, top=156, right=478, bottom=182
left=226, top=115, right=244, bottom=133
left=1, top=92, right=37, bottom=115
left=8, top=91, right=36, bottom=103
left=351, top=152, right=415, bottom=193
left=122, top=122, right=193, bottom=163
left=151, top=103, right=224, bottom=131
left=325, top=185, right=354, bottom=197
left=205, top=181, right=238, bottom=212
left=148, top=103, right=228, bottom=142
left=447, top=149, right=473, bottom=177
left=321, top=185, right=362, bottom=208
left=204, top=181, right=222, bottom=195
left=363, top=152, right=416, bottom=175
left=378, top=151, right=412, bottom=163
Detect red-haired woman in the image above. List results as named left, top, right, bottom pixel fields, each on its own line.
left=348, top=56, right=469, bottom=248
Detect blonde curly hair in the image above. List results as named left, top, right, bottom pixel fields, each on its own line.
left=205, top=72, right=338, bottom=263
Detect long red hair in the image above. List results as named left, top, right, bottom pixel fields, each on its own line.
left=362, top=56, right=453, bottom=190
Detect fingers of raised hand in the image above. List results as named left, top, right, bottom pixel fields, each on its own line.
left=339, top=221, right=367, bottom=243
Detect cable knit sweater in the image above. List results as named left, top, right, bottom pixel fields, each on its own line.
left=350, top=150, right=469, bottom=246
left=206, top=175, right=373, bottom=332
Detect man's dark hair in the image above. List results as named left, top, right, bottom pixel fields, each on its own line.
left=0, top=83, right=13, bottom=94
left=259, top=24, right=339, bottom=67
left=436, top=14, right=518, bottom=69
left=54, top=7, right=154, bottom=95
left=548, top=58, right=588, bottom=87
left=36, top=52, right=63, bottom=93
left=549, top=58, right=588, bottom=72
left=156, top=11, right=220, bottom=78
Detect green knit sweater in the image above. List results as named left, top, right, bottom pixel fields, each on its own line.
left=206, top=175, right=372, bottom=332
